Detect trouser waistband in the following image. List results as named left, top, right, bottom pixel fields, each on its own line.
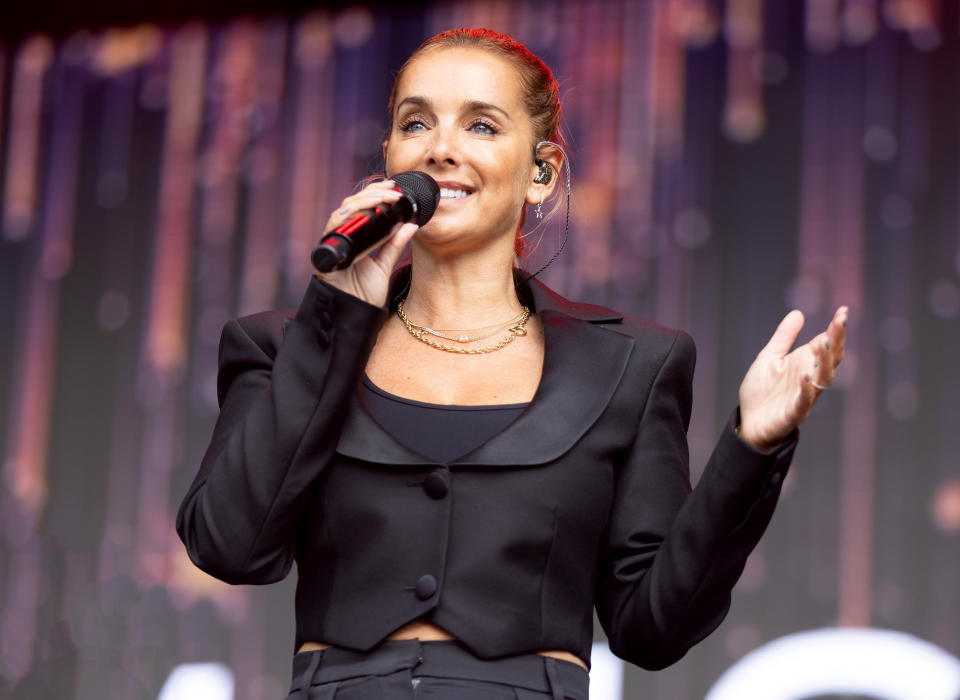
left=289, top=639, right=589, bottom=699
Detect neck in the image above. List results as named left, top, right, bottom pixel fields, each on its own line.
left=401, top=245, right=525, bottom=330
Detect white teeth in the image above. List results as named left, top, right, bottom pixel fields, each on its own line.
left=440, top=187, right=470, bottom=199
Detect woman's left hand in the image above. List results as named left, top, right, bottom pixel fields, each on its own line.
left=737, top=306, right=849, bottom=452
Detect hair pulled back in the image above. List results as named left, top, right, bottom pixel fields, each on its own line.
left=387, top=28, right=562, bottom=148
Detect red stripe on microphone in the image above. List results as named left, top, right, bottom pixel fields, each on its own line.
left=335, top=215, right=370, bottom=236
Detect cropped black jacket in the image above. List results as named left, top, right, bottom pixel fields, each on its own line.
left=176, top=274, right=797, bottom=670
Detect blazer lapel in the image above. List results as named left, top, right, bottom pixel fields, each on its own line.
left=334, top=277, right=634, bottom=467
left=337, top=388, right=432, bottom=465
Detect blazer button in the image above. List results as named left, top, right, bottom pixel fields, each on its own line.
left=319, top=310, right=333, bottom=329
left=423, top=472, right=448, bottom=499
left=414, top=574, right=437, bottom=600
left=318, top=330, right=331, bottom=348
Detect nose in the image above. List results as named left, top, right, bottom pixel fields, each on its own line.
left=425, top=124, right=460, bottom=168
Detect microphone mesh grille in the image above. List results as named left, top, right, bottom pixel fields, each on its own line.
left=393, top=171, right=441, bottom=225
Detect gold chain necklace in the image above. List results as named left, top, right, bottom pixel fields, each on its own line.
left=399, top=304, right=528, bottom=343
left=396, top=301, right=531, bottom=354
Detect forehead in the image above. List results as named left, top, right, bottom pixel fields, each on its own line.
left=394, top=46, right=527, bottom=113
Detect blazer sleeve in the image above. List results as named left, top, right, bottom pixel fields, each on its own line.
left=595, top=330, right=797, bottom=670
left=176, top=276, right=388, bottom=585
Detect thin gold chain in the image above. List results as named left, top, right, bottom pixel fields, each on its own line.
left=398, top=303, right=528, bottom=343
left=397, top=301, right=530, bottom=354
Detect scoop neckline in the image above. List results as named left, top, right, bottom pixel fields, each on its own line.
left=362, top=374, right=530, bottom=411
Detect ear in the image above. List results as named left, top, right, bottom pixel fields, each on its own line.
left=525, top=145, right=563, bottom=205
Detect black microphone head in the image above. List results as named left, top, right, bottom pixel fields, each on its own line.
left=392, top=171, right=440, bottom=226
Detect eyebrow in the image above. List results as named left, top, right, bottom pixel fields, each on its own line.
left=395, top=96, right=511, bottom=121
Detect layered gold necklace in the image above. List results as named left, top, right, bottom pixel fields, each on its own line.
left=396, top=300, right=531, bottom=354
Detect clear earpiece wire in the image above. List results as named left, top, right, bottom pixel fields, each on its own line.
left=521, top=140, right=572, bottom=283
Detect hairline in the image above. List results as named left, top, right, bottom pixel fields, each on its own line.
left=389, top=44, right=546, bottom=145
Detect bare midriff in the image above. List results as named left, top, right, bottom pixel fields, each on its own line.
left=297, top=619, right=588, bottom=671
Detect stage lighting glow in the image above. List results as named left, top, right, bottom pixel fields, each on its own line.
left=705, top=627, right=960, bottom=700
left=590, top=642, right=624, bottom=700
left=158, top=662, right=234, bottom=700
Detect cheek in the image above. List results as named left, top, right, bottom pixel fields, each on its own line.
left=472, top=148, right=529, bottom=198
left=494, top=168, right=536, bottom=231
left=384, top=137, right=420, bottom=174
left=512, top=163, right=533, bottom=203
left=383, top=144, right=403, bottom=175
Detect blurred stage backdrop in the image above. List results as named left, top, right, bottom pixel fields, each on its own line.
left=2, top=1, right=960, bottom=698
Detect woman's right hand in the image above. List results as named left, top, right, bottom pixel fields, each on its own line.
left=314, top=179, right=420, bottom=307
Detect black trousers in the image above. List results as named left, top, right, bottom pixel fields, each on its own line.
left=285, top=640, right=590, bottom=699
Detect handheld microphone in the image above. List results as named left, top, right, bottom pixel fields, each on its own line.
left=311, top=171, right=440, bottom=273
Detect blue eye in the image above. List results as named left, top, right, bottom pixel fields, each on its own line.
left=470, top=120, right=497, bottom=135
left=400, top=119, right=426, bottom=133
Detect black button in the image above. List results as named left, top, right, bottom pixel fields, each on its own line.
left=769, top=471, right=783, bottom=486
left=423, top=472, right=448, bottom=499
left=319, top=311, right=333, bottom=329
left=414, top=575, right=437, bottom=600
left=318, top=330, right=331, bottom=348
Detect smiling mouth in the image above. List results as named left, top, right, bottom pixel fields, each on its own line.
left=438, top=186, right=473, bottom=200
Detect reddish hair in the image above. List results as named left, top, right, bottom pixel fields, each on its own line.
left=386, top=29, right=563, bottom=255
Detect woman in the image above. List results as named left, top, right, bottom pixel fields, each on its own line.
left=177, top=28, right=847, bottom=699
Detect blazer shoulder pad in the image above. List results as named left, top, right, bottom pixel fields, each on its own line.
left=610, top=312, right=696, bottom=362
left=560, top=299, right=624, bottom=323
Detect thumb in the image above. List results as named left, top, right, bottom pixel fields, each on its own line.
left=374, top=222, right=418, bottom=271
left=761, top=309, right=805, bottom=357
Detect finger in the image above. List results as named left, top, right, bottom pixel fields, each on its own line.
left=357, top=178, right=396, bottom=193
left=810, top=305, right=850, bottom=387
left=393, top=221, right=419, bottom=247
left=808, top=307, right=848, bottom=389
left=761, top=309, right=805, bottom=357
left=372, top=222, right=418, bottom=270
left=825, top=305, right=848, bottom=359
left=809, top=333, right=834, bottom=389
left=345, top=187, right=402, bottom=208
left=334, top=188, right=402, bottom=219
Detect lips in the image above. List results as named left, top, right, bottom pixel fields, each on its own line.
left=436, top=181, right=474, bottom=200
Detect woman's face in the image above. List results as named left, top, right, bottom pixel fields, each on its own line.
left=385, top=47, right=540, bottom=254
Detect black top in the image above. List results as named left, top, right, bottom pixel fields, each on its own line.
left=360, top=374, right=528, bottom=463
left=176, top=275, right=798, bottom=670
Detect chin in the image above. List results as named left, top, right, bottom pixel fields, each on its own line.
left=412, top=207, right=520, bottom=253
left=415, top=210, right=470, bottom=239
left=412, top=224, right=466, bottom=248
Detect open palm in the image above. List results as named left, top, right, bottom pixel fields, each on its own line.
left=738, top=306, right=848, bottom=451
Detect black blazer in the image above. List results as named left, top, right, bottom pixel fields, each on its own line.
left=176, top=274, right=797, bottom=670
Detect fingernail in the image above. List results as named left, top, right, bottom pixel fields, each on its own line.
left=804, top=374, right=811, bottom=382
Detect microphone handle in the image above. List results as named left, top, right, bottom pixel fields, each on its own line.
left=311, top=196, right=415, bottom=273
